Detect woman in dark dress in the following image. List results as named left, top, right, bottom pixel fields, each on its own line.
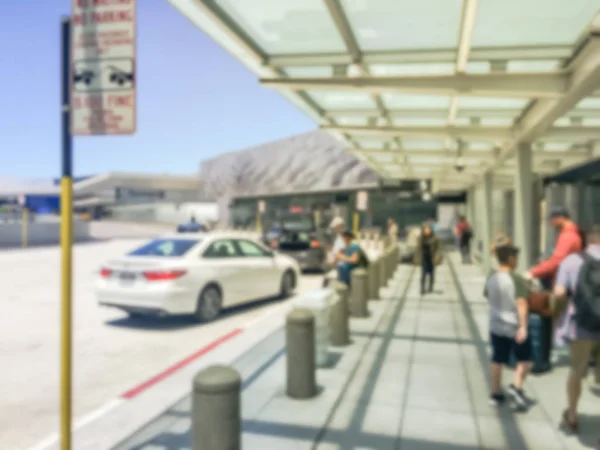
left=413, top=224, right=441, bottom=295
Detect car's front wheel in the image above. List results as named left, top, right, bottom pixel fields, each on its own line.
left=195, top=285, right=222, bottom=322
left=279, top=270, right=295, bottom=299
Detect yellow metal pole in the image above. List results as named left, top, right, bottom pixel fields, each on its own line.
left=60, top=178, right=73, bottom=450
left=22, top=208, right=28, bottom=248
left=256, top=213, right=262, bottom=234
left=352, top=212, right=359, bottom=235
left=60, top=17, right=73, bottom=450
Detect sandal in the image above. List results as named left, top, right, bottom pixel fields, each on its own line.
left=561, top=409, right=579, bottom=434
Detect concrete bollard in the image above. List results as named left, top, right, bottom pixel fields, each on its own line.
left=330, top=282, right=350, bottom=346
left=368, top=258, right=379, bottom=300
left=286, top=308, right=317, bottom=399
left=192, top=365, right=241, bottom=450
left=349, top=268, right=369, bottom=317
left=379, top=250, right=388, bottom=288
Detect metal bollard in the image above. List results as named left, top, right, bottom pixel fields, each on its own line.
left=349, top=268, right=369, bottom=317
left=330, top=282, right=350, bottom=346
left=192, top=365, right=241, bottom=450
left=286, top=308, right=317, bottom=399
left=379, top=251, right=387, bottom=288
left=368, top=258, right=379, bottom=300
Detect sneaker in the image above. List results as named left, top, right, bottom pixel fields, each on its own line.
left=488, top=392, right=506, bottom=406
left=507, top=384, right=532, bottom=410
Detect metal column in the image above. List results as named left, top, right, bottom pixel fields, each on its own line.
left=543, top=183, right=565, bottom=258
left=481, top=172, right=494, bottom=273
left=503, top=190, right=514, bottom=240
left=514, top=143, right=534, bottom=269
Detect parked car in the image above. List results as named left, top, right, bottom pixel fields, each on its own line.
left=177, top=220, right=208, bottom=233
left=400, top=225, right=421, bottom=263
left=95, top=232, right=300, bottom=321
left=263, top=212, right=329, bottom=272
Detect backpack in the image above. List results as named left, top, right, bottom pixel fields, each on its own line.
left=358, top=246, right=370, bottom=268
left=462, top=225, right=473, bottom=241
left=573, top=252, right=600, bottom=332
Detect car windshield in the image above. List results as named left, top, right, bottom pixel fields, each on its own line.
left=128, top=238, right=200, bottom=257
left=280, top=216, right=313, bottom=231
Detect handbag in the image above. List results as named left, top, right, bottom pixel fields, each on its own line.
left=527, top=290, right=552, bottom=317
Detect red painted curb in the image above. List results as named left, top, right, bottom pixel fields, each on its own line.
left=121, top=328, right=244, bottom=400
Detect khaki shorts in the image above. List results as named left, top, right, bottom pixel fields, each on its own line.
left=570, top=340, right=600, bottom=381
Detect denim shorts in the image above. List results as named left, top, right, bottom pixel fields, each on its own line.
left=490, top=332, right=532, bottom=365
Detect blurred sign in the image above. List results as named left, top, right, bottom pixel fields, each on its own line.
left=257, top=200, right=266, bottom=213
left=70, top=0, right=137, bottom=135
left=356, top=191, right=368, bottom=211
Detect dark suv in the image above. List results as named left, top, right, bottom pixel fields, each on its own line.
left=264, top=213, right=329, bottom=272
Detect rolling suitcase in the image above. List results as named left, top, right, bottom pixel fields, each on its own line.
left=508, top=313, right=552, bottom=374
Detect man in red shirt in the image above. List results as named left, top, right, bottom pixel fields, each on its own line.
left=527, top=206, right=584, bottom=284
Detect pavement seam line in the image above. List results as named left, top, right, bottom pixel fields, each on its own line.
left=446, top=259, right=485, bottom=449
left=447, top=254, right=532, bottom=450
left=394, top=271, right=421, bottom=450
left=312, top=267, right=416, bottom=450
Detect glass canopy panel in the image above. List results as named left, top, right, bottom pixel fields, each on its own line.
left=308, top=91, right=376, bottom=109
left=465, top=62, right=492, bottom=73
left=370, top=153, right=396, bottom=163
left=382, top=94, right=451, bottom=109
left=471, top=0, right=598, bottom=47
left=284, top=67, right=332, bottom=77
left=335, top=116, right=369, bottom=126
left=576, top=98, right=600, bottom=109
left=539, top=142, right=572, bottom=152
left=457, top=97, right=529, bottom=109
left=215, top=0, right=346, bottom=53
left=466, top=141, right=494, bottom=151
left=340, top=0, right=463, bottom=51
left=369, top=63, right=454, bottom=76
left=507, top=60, right=562, bottom=72
left=392, top=117, right=448, bottom=127
left=352, top=136, right=390, bottom=149
left=401, top=139, right=446, bottom=150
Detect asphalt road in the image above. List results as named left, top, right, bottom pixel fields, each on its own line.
left=0, top=222, right=323, bottom=450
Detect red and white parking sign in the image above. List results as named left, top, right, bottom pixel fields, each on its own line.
left=70, top=0, right=137, bottom=136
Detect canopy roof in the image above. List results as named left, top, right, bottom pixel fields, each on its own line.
left=169, top=0, right=600, bottom=192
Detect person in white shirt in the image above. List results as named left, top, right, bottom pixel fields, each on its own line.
left=329, top=217, right=346, bottom=267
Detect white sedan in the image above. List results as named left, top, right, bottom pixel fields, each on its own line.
left=95, top=232, right=300, bottom=321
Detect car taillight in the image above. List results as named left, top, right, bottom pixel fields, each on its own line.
left=100, top=268, right=112, bottom=278
left=310, top=240, right=321, bottom=248
left=142, top=270, right=187, bottom=281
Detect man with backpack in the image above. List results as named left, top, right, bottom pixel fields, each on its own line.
left=553, top=223, right=600, bottom=434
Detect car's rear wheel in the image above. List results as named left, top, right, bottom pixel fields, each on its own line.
left=195, top=285, right=222, bottom=322
left=279, top=270, right=295, bottom=299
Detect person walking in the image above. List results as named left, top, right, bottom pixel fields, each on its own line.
left=485, top=244, right=533, bottom=411
left=552, top=224, right=600, bottom=434
left=413, top=224, right=441, bottom=295
left=455, top=215, right=473, bottom=263
left=387, top=218, right=398, bottom=245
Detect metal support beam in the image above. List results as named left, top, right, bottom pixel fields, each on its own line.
left=322, top=124, right=511, bottom=140
left=326, top=107, right=600, bottom=119
left=481, top=171, right=494, bottom=272
left=513, top=143, right=534, bottom=269
left=324, top=124, right=600, bottom=141
left=267, top=45, right=574, bottom=67
left=260, top=72, right=568, bottom=98
left=489, top=22, right=600, bottom=170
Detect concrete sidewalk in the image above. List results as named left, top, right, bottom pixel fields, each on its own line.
left=112, top=254, right=600, bottom=450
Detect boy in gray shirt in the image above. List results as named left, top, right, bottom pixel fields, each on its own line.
left=484, top=244, right=532, bottom=410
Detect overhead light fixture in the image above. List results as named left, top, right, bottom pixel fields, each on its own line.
left=347, top=64, right=362, bottom=77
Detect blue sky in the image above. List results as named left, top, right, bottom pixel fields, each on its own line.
left=0, top=0, right=315, bottom=179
